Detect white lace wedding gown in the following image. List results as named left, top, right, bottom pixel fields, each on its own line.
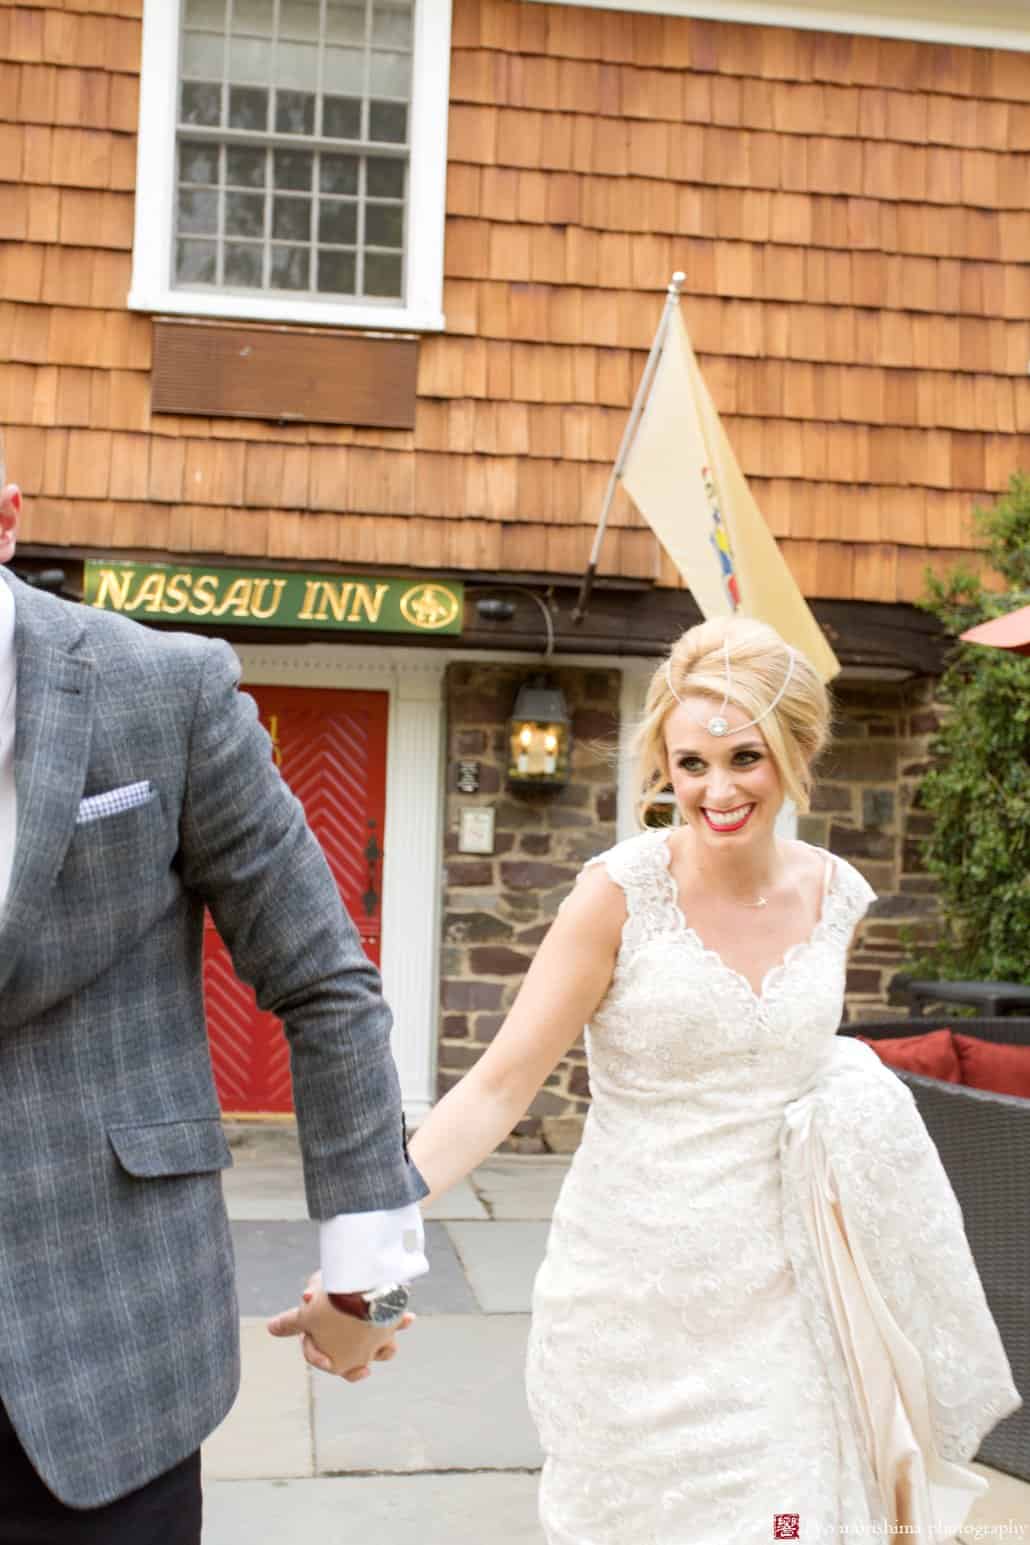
left=526, top=829, right=1020, bottom=1545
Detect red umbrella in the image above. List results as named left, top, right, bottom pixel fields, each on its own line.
left=960, top=603, right=1030, bottom=656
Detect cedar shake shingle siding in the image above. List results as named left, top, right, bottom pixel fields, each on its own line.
left=3, top=0, right=1028, bottom=601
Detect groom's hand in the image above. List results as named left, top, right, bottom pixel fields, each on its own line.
left=267, top=1273, right=414, bottom=1382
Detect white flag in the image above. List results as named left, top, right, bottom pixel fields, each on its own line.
left=620, top=306, right=840, bottom=682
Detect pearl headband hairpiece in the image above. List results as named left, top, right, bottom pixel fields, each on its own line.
left=665, top=639, right=797, bottom=738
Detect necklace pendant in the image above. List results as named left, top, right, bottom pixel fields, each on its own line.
left=707, top=715, right=730, bottom=737
left=753, top=896, right=768, bottom=908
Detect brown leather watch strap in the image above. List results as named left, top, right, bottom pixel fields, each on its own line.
left=327, top=1291, right=371, bottom=1320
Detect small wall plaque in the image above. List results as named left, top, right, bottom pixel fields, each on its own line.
left=459, top=807, right=495, bottom=855
left=456, top=760, right=480, bottom=793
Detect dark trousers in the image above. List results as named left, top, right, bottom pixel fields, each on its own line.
left=0, top=1400, right=201, bottom=1545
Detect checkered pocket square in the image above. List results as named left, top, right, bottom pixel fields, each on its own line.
left=76, top=781, right=155, bottom=826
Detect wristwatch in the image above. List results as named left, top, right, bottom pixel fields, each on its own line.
left=327, top=1281, right=410, bottom=1330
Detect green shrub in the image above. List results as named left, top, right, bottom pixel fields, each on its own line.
left=911, top=473, right=1030, bottom=984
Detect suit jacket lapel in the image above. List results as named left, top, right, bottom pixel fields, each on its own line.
left=0, top=577, right=95, bottom=989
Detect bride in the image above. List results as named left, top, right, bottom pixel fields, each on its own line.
left=287, top=617, right=1020, bottom=1543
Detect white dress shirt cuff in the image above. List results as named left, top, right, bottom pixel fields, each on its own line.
left=319, top=1203, right=429, bottom=1292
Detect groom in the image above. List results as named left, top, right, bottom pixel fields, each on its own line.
left=0, top=453, right=429, bottom=1543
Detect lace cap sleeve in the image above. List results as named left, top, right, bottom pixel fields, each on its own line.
left=558, top=832, right=676, bottom=959
left=557, top=842, right=620, bottom=914
left=586, top=830, right=666, bottom=888
left=831, top=855, right=878, bottom=929
left=560, top=830, right=666, bottom=913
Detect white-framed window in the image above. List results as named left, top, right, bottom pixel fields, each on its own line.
left=129, top=0, right=451, bottom=332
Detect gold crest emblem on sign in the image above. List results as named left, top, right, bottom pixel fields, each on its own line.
left=400, top=583, right=460, bottom=631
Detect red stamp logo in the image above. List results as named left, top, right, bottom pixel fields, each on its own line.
left=773, top=1517, right=800, bottom=1540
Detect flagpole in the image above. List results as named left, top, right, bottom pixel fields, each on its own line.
left=571, top=270, right=686, bottom=625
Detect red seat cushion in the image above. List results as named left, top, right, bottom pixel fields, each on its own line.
left=952, top=1033, right=1030, bottom=1099
left=856, top=1028, right=962, bottom=1083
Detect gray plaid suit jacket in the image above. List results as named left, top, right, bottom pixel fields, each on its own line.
left=0, top=571, right=427, bottom=1507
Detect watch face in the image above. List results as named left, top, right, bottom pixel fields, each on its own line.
left=368, top=1284, right=410, bottom=1326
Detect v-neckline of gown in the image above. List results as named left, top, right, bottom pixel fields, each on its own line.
left=655, top=827, right=839, bottom=1007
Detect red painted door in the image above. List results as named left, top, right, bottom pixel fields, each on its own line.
left=203, top=686, right=389, bottom=1114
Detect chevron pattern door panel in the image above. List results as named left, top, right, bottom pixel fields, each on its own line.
left=203, top=687, right=389, bottom=1114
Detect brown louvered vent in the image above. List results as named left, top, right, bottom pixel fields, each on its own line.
left=151, top=319, right=418, bottom=429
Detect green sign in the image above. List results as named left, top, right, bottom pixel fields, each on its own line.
left=84, top=561, right=464, bottom=636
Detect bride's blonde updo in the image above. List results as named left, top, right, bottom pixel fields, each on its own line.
left=632, top=617, right=831, bottom=824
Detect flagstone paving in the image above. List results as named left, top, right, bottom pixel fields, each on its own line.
left=203, top=1472, right=543, bottom=1544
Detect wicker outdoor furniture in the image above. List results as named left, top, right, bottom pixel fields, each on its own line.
left=837, top=1017, right=1030, bottom=1482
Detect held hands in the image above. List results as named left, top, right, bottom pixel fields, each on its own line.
left=267, top=1272, right=414, bottom=1382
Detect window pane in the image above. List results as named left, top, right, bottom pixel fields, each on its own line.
left=272, top=195, right=311, bottom=240
left=229, top=37, right=271, bottom=85
left=365, top=202, right=402, bottom=247
left=318, top=199, right=357, bottom=244
left=326, top=2, right=366, bottom=44
left=182, top=31, right=224, bottom=78
left=323, top=96, right=362, bottom=140
left=319, top=152, right=359, bottom=194
left=225, top=191, right=265, bottom=236
left=280, top=0, right=320, bottom=38
left=175, top=0, right=413, bottom=310
left=181, top=81, right=222, bottom=126
left=176, top=240, right=217, bottom=283
left=224, top=243, right=264, bottom=286
left=274, top=149, right=313, bottom=190
left=184, top=0, right=227, bottom=24
left=178, top=188, right=219, bottom=234
left=317, top=249, right=356, bottom=293
left=234, top=0, right=274, bottom=32
left=277, top=40, right=318, bottom=89
left=369, top=50, right=409, bottom=97
left=369, top=101, right=406, bottom=142
left=275, top=89, right=316, bottom=135
left=371, top=2, right=412, bottom=49
left=226, top=146, right=266, bottom=187
left=180, top=140, right=220, bottom=183
left=228, top=85, right=269, bottom=130
left=270, top=245, right=310, bottom=289
left=366, top=156, right=404, bottom=198
left=324, top=47, right=364, bottom=94
left=363, top=250, right=402, bottom=297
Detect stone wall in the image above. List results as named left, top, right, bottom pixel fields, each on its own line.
left=799, top=678, right=942, bottom=1021
left=440, top=661, right=619, bottom=1152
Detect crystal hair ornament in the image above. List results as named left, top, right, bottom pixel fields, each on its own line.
left=665, top=639, right=797, bottom=738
